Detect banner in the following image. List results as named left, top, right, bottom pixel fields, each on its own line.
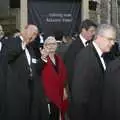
left=28, top=1, right=81, bottom=38
left=0, top=0, right=9, bottom=17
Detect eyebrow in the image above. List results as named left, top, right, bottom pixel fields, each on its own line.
left=104, top=36, right=116, bottom=41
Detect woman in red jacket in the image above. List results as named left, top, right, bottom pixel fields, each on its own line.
left=41, top=36, right=68, bottom=120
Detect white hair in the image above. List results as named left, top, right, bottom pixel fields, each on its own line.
left=44, top=36, right=56, bottom=45
left=95, top=24, right=116, bottom=37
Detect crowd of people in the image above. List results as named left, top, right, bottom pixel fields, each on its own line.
left=0, top=19, right=120, bottom=120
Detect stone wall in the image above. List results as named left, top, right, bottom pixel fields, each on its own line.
left=100, top=0, right=109, bottom=24
left=88, top=0, right=120, bottom=40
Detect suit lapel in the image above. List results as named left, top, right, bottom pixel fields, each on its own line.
left=72, top=35, right=85, bottom=56
left=90, top=43, right=105, bottom=72
left=26, top=45, right=37, bottom=74
left=76, top=35, right=85, bottom=48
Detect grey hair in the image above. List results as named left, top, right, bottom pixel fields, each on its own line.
left=44, top=36, right=56, bottom=45
left=95, top=24, right=116, bottom=37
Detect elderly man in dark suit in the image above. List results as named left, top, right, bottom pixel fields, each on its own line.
left=0, top=24, right=49, bottom=120
left=63, top=19, right=97, bottom=94
left=70, top=24, right=116, bottom=120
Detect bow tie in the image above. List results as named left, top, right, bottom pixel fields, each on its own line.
left=101, top=53, right=107, bottom=58
left=85, top=41, right=91, bottom=45
left=101, top=53, right=104, bottom=58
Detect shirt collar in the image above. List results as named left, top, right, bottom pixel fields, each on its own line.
left=0, top=42, right=2, bottom=51
left=92, top=41, right=103, bottom=57
left=79, top=34, right=87, bottom=46
left=19, top=35, right=24, bottom=41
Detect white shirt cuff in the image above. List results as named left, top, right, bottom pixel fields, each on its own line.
left=0, top=42, right=2, bottom=51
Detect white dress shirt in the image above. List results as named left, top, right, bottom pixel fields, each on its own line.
left=39, top=35, right=44, bottom=43
left=79, top=34, right=88, bottom=47
left=92, top=41, right=106, bottom=70
left=0, top=42, right=2, bottom=51
left=20, top=36, right=31, bottom=66
left=20, top=36, right=47, bottom=65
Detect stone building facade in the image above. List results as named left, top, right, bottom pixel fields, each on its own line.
left=89, top=0, right=120, bottom=39
left=0, top=0, right=120, bottom=38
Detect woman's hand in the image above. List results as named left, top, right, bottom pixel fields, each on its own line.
left=63, top=88, right=68, bottom=100
left=40, top=47, right=49, bottom=62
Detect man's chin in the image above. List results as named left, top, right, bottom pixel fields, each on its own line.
left=106, top=49, right=111, bottom=53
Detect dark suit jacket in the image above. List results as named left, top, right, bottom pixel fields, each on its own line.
left=70, top=43, right=105, bottom=120
left=102, top=42, right=120, bottom=64
left=102, top=57, right=120, bottom=120
left=3, top=37, right=49, bottom=120
left=63, top=35, right=84, bottom=92
left=29, top=35, right=43, bottom=59
left=0, top=37, right=9, bottom=120
left=56, top=42, right=71, bottom=59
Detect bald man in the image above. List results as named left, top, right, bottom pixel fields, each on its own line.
left=1, top=25, right=49, bottom=120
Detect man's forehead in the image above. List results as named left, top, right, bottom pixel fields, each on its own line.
left=88, top=26, right=96, bottom=30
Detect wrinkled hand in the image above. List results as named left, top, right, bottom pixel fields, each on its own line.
left=40, top=47, right=49, bottom=61
left=63, top=88, right=68, bottom=100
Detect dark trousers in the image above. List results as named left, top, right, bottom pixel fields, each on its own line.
left=28, top=78, right=34, bottom=115
left=49, top=102, right=59, bottom=120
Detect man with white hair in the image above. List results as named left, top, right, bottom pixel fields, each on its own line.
left=70, top=24, right=116, bottom=120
